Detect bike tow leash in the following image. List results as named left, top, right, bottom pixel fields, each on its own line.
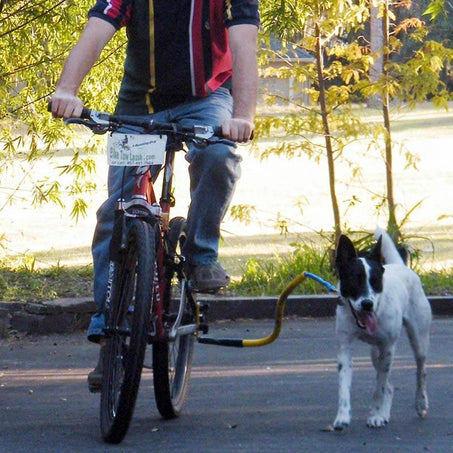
left=197, top=271, right=337, bottom=348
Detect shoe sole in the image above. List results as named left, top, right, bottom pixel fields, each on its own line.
left=189, top=279, right=230, bottom=294
left=88, top=375, right=102, bottom=393
left=88, top=383, right=102, bottom=393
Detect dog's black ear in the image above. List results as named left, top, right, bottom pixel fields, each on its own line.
left=369, top=235, right=383, bottom=263
left=335, top=235, right=357, bottom=270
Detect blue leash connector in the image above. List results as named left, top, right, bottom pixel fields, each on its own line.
left=303, top=271, right=337, bottom=293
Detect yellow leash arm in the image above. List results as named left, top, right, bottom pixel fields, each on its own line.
left=198, top=273, right=307, bottom=348
left=242, top=273, right=307, bottom=347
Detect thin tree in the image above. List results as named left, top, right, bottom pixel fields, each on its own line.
left=258, top=0, right=371, bottom=247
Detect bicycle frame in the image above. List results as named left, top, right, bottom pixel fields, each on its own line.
left=104, top=139, right=186, bottom=344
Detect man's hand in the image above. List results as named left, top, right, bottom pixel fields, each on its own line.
left=221, top=117, right=254, bottom=143
left=50, top=90, right=84, bottom=119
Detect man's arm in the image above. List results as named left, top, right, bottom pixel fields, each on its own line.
left=51, top=17, right=116, bottom=119
left=222, top=24, right=258, bottom=143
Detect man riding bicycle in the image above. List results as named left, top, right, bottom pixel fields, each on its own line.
left=50, top=0, right=260, bottom=392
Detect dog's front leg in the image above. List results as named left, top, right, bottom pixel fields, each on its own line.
left=333, top=343, right=353, bottom=430
left=367, top=344, right=395, bottom=428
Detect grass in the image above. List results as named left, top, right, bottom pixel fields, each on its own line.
left=226, top=233, right=453, bottom=297
left=228, top=240, right=336, bottom=297
left=0, top=257, right=93, bottom=302
left=420, top=269, right=453, bottom=297
left=1, top=232, right=452, bottom=302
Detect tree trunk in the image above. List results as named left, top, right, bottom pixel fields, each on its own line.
left=381, top=0, right=400, bottom=242
left=315, top=23, right=342, bottom=246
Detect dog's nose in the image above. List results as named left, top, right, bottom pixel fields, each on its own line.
left=361, top=299, right=373, bottom=311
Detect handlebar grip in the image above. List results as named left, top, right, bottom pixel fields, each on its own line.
left=212, top=125, right=254, bottom=141
left=213, top=125, right=223, bottom=137
left=80, top=107, right=92, bottom=119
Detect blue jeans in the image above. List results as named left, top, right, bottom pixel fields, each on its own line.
left=88, top=88, right=241, bottom=341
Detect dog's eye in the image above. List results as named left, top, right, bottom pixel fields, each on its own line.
left=369, top=275, right=383, bottom=293
left=355, top=271, right=366, bottom=285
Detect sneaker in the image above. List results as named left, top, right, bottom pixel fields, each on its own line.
left=186, top=261, right=230, bottom=294
left=87, top=344, right=105, bottom=393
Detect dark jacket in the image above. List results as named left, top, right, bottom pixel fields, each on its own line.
left=89, top=0, right=260, bottom=113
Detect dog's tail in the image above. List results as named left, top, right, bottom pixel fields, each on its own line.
left=374, top=226, right=406, bottom=266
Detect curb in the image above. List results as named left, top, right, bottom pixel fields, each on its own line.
left=1, top=295, right=452, bottom=337
left=0, top=298, right=94, bottom=338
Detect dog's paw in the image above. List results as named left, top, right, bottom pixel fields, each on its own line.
left=367, top=414, right=388, bottom=428
left=416, top=391, right=429, bottom=418
left=333, top=415, right=350, bottom=431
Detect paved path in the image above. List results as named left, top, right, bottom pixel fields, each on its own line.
left=1, top=317, right=453, bottom=452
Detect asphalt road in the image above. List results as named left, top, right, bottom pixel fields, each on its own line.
left=1, top=317, right=453, bottom=452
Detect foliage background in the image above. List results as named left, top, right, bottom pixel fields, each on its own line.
left=0, top=1, right=125, bottom=219
left=0, top=0, right=452, bottom=300
left=1, top=0, right=452, bottom=227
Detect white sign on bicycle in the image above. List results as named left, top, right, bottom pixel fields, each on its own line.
left=107, top=133, right=167, bottom=166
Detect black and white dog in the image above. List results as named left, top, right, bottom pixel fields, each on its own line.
left=333, top=228, right=432, bottom=430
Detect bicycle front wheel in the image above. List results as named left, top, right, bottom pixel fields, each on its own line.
left=153, top=216, right=196, bottom=419
left=100, top=219, right=156, bottom=444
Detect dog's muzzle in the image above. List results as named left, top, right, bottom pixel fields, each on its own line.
left=343, top=298, right=379, bottom=336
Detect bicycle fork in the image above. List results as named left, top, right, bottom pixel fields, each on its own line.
left=103, top=198, right=161, bottom=337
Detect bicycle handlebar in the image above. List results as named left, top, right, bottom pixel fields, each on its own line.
left=48, top=102, right=226, bottom=142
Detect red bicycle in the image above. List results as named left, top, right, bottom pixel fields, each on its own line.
left=62, top=107, right=233, bottom=443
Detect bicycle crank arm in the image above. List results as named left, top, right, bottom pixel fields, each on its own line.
left=167, top=324, right=198, bottom=341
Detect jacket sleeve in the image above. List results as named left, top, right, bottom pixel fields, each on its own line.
left=88, top=0, right=133, bottom=30
left=224, top=0, right=260, bottom=28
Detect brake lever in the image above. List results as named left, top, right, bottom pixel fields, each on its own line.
left=209, top=137, right=237, bottom=147
left=64, top=118, right=111, bottom=135
left=192, top=125, right=216, bottom=139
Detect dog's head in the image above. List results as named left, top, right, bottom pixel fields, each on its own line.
left=335, top=235, right=385, bottom=335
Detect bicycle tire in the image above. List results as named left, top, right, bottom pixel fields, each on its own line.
left=100, top=218, right=156, bottom=444
left=153, top=216, right=196, bottom=419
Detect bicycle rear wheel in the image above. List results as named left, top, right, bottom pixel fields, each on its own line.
left=153, top=216, right=196, bottom=419
left=100, top=218, right=156, bottom=444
